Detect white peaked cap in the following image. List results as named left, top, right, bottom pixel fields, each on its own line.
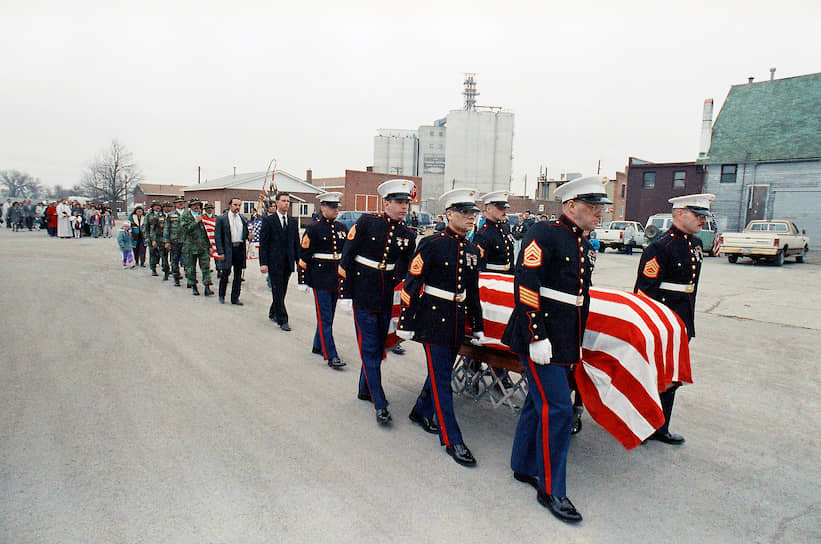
left=553, top=175, right=613, bottom=204
left=317, top=192, right=343, bottom=205
left=377, top=179, right=416, bottom=200
left=440, top=188, right=480, bottom=212
left=481, top=190, right=510, bottom=207
left=669, top=193, right=715, bottom=216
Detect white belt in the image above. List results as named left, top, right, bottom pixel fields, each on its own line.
left=659, top=282, right=695, bottom=293
left=355, top=255, right=395, bottom=271
left=486, top=263, right=510, bottom=271
left=313, top=252, right=341, bottom=260
left=539, top=287, right=585, bottom=306
left=424, top=285, right=466, bottom=303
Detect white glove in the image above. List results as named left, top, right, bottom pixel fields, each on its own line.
left=529, top=339, right=553, bottom=365
left=396, top=330, right=415, bottom=341
left=470, top=331, right=488, bottom=346
left=297, top=284, right=311, bottom=294
left=339, top=299, right=353, bottom=313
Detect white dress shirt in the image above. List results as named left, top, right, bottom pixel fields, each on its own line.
left=277, top=212, right=287, bottom=229
left=229, top=211, right=243, bottom=243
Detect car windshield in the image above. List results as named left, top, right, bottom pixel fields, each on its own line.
left=650, top=218, right=666, bottom=228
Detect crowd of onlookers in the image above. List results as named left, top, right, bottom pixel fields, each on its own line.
left=1, top=197, right=116, bottom=238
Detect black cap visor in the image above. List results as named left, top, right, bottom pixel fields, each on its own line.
left=385, top=193, right=411, bottom=201
left=686, top=206, right=711, bottom=217
left=489, top=201, right=510, bottom=209
left=575, top=193, right=613, bottom=205
left=320, top=201, right=340, bottom=208
left=449, top=202, right=480, bottom=213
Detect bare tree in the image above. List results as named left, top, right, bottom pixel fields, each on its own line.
left=81, top=139, right=142, bottom=211
left=0, top=170, right=44, bottom=199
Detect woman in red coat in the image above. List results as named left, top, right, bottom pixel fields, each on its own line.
left=45, top=202, right=58, bottom=237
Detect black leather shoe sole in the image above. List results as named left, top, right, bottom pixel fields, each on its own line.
left=648, top=432, right=685, bottom=445
left=327, top=357, right=346, bottom=369
left=408, top=410, right=439, bottom=434
left=231, top=301, right=243, bottom=306
left=537, top=492, right=582, bottom=523
left=514, top=472, right=539, bottom=490
left=446, top=445, right=477, bottom=467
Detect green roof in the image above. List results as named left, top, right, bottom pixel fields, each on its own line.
left=700, top=72, right=821, bottom=164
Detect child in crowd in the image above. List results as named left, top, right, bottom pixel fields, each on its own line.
left=70, top=212, right=83, bottom=238
left=117, top=224, right=135, bottom=268
left=102, top=211, right=114, bottom=238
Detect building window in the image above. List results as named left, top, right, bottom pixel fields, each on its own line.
left=721, top=164, right=737, bottom=183
left=620, top=184, right=626, bottom=198
left=297, top=203, right=310, bottom=216
left=242, top=201, right=259, bottom=215
left=619, top=207, right=624, bottom=217
left=643, top=172, right=656, bottom=188
left=673, top=171, right=686, bottom=188
left=439, top=131, right=444, bottom=137
left=429, top=131, right=434, bottom=136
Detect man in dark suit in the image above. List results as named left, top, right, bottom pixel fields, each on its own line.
left=215, top=197, right=250, bottom=305
left=259, top=192, right=299, bottom=331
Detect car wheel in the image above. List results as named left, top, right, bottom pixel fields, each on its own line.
left=796, top=246, right=807, bottom=263
left=727, top=255, right=738, bottom=264
left=775, top=250, right=784, bottom=266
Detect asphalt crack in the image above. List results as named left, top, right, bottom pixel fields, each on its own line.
left=769, top=502, right=819, bottom=543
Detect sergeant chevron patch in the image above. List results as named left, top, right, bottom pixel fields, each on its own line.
left=643, top=257, right=660, bottom=278
left=347, top=224, right=357, bottom=240
left=409, top=253, right=424, bottom=275
left=523, top=240, right=542, bottom=268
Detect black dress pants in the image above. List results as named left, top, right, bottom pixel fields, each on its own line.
left=219, top=245, right=246, bottom=301
left=268, top=269, right=291, bottom=325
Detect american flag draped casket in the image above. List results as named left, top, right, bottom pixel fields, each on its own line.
left=390, top=272, right=692, bottom=450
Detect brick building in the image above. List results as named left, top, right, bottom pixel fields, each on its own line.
left=311, top=168, right=423, bottom=213
left=624, top=157, right=705, bottom=223
left=182, top=170, right=322, bottom=226
left=133, top=183, right=188, bottom=207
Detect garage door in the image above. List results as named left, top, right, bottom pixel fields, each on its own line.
left=771, top=188, right=821, bottom=246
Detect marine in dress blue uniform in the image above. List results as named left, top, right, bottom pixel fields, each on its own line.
left=398, top=189, right=486, bottom=467
left=634, top=193, right=714, bottom=445
left=502, top=175, right=611, bottom=523
left=338, top=179, right=418, bottom=425
left=297, top=192, right=348, bottom=369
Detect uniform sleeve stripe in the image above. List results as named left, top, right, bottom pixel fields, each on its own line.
left=519, top=286, right=540, bottom=308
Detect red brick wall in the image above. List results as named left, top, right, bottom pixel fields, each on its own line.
left=343, top=170, right=422, bottom=212
left=625, top=162, right=705, bottom=223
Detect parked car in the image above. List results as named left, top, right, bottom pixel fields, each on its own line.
left=719, top=220, right=810, bottom=266
left=597, top=221, right=647, bottom=252
left=645, top=213, right=717, bottom=256
left=414, top=212, right=436, bottom=235
left=337, top=210, right=365, bottom=230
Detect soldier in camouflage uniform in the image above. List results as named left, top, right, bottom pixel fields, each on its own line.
left=145, top=200, right=163, bottom=276
left=180, top=198, right=214, bottom=296
left=163, top=196, right=186, bottom=286
left=156, top=201, right=173, bottom=280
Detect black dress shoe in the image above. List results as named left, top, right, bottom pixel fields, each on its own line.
left=445, top=443, right=476, bottom=467
left=151, top=269, right=159, bottom=276
left=408, top=410, right=439, bottom=434
left=280, top=322, right=291, bottom=331
left=163, top=272, right=169, bottom=281
left=327, top=357, right=346, bottom=369
left=375, top=408, right=392, bottom=425
left=191, top=285, right=200, bottom=296
left=203, top=285, right=214, bottom=297
left=571, top=407, right=583, bottom=435
left=514, top=472, right=539, bottom=490
left=312, top=346, right=323, bottom=355
left=231, top=300, right=243, bottom=306
left=648, top=431, right=685, bottom=445
left=219, top=296, right=225, bottom=304
left=174, top=278, right=181, bottom=286
left=537, top=491, right=582, bottom=523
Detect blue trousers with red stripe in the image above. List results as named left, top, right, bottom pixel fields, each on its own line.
left=353, top=305, right=392, bottom=411
left=312, top=289, right=339, bottom=360
left=511, top=356, right=573, bottom=497
left=413, top=344, right=463, bottom=447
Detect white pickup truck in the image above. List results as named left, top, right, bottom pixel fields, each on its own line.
left=596, top=221, right=646, bottom=252
left=719, top=220, right=810, bottom=266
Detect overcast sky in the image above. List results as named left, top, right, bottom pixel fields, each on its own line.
left=2, top=0, right=819, bottom=195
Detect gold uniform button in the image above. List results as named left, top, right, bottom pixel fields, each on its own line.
left=565, top=257, right=570, bottom=262
left=432, top=306, right=437, bottom=310
left=534, top=335, right=540, bottom=340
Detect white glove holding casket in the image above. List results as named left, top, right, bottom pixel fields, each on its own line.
left=297, top=284, right=311, bottom=294
left=396, top=330, right=415, bottom=341
left=529, top=339, right=553, bottom=365
left=339, top=299, right=353, bottom=313
left=470, top=331, right=489, bottom=346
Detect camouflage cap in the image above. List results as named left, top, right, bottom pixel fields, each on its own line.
left=203, top=201, right=214, bottom=210
left=150, top=199, right=161, bottom=207
left=161, top=201, right=172, bottom=207
left=173, top=196, right=185, bottom=203
left=188, top=198, right=202, bottom=207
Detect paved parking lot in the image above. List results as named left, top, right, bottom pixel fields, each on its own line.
left=1, top=228, right=819, bottom=543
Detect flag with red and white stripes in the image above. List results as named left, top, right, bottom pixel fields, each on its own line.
left=392, top=273, right=692, bottom=450
left=247, top=218, right=263, bottom=260
left=201, top=215, right=218, bottom=258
